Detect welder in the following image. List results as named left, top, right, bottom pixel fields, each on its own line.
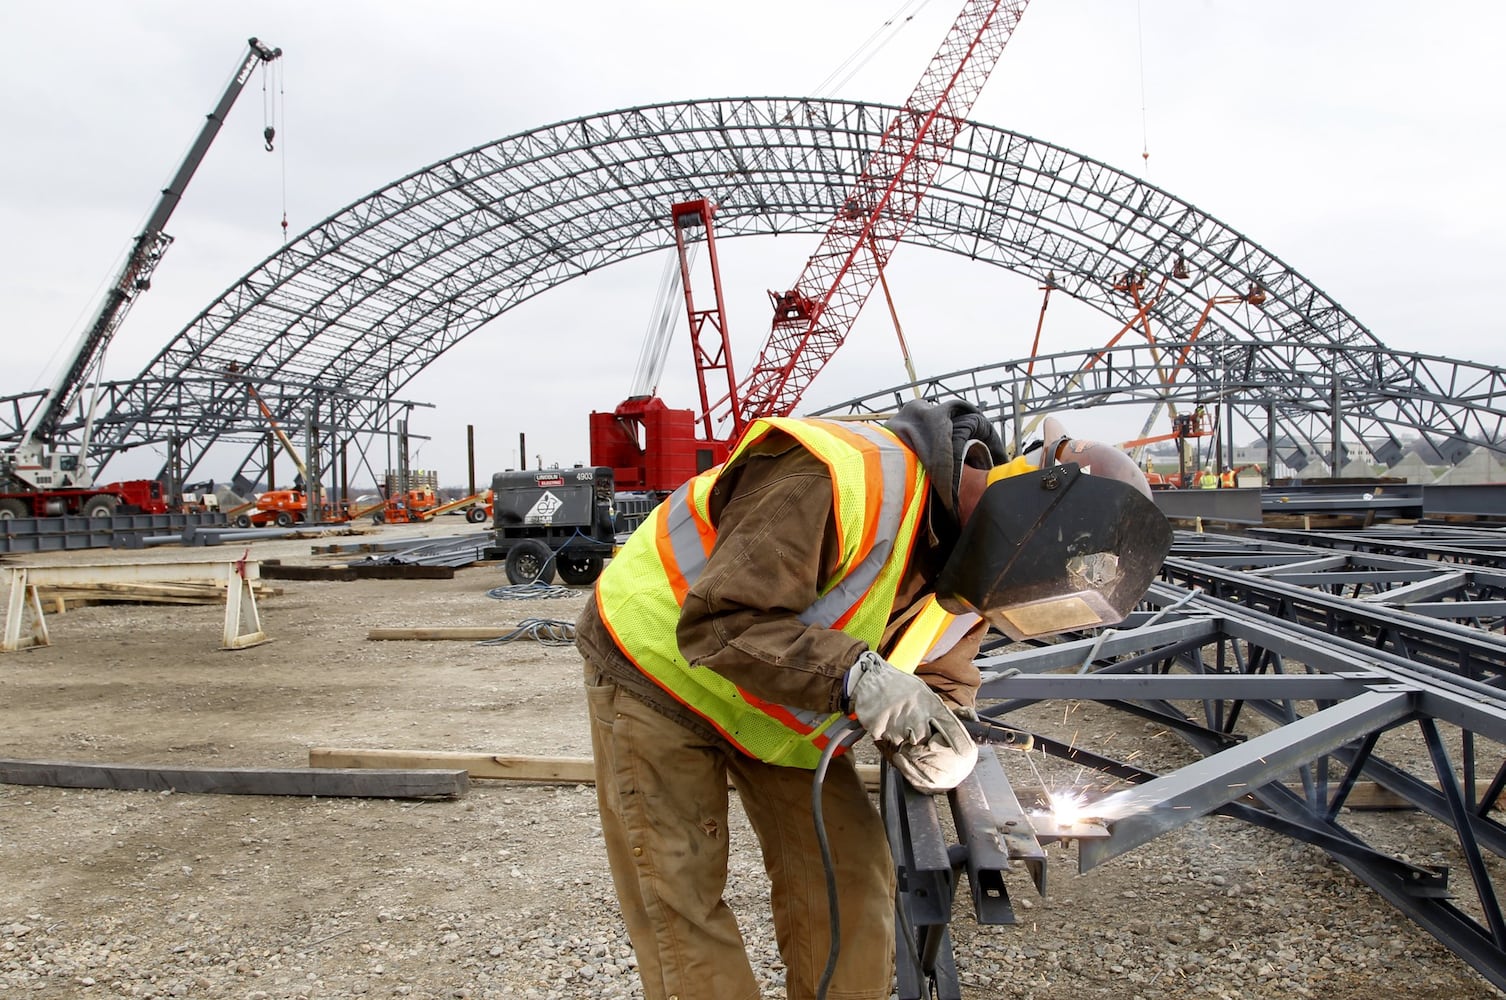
left=575, top=398, right=1171, bottom=1000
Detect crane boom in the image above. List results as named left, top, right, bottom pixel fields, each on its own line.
left=728, top=0, right=1029, bottom=429
left=246, top=383, right=310, bottom=485
left=12, top=37, right=281, bottom=485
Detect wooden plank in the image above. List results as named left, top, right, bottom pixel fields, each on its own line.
left=311, top=748, right=597, bottom=783
left=306, top=747, right=1504, bottom=810
left=6, top=560, right=261, bottom=586
left=368, top=627, right=517, bottom=641
left=31, top=581, right=279, bottom=609
left=0, top=758, right=467, bottom=799
left=310, top=747, right=883, bottom=790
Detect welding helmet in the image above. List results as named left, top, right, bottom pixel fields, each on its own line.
left=934, top=417, right=1172, bottom=641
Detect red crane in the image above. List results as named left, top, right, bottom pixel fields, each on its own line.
left=587, top=199, right=739, bottom=491
left=729, top=0, right=1030, bottom=430
left=588, top=0, right=1031, bottom=493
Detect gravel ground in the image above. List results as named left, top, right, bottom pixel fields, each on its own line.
left=2, top=520, right=1504, bottom=999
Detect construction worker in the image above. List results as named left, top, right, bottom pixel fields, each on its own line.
left=576, top=399, right=1170, bottom=1000
left=1199, top=466, right=1218, bottom=489
left=1220, top=465, right=1237, bottom=489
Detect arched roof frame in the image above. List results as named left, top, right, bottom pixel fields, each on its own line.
left=815, top=339, right=1506, bottom=473
left=50, top=96, right=1502, bottom=480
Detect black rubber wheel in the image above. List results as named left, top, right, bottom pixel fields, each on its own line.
left=275, top=511, right=294, bottom=528
left=505, top=538, right=556, bottom=585
left=556, top=552, right=604, bottom=587
left=0, top=498, right=28, bottom=520
left=81, top=494, right=120, bottom=519
left=466, top=505, right=488, bottom=523
left=234, top=513, right=252, bottom=528
left=371, top=512, right=386, bottom=524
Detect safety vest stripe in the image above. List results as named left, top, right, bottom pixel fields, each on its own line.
left=887, top=597, right=952, bottom=672
left=812, top=421, right=887, bottom=563
left=834, top=421, right=896, bottom=576
left=800, top=423, right=912, bottom=629
left=884, top=598, right=981, bottom=675
left=827, top=435, right=924, bottom=634
left=657, top=477, right=715, bottom=605
left=655, top=420, right=896, bottom=608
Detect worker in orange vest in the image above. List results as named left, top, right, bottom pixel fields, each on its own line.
left=1220, top=465, right=1237, bottom=488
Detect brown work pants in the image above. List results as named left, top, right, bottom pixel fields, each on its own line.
left=584, top=661, right=897, bottom=1000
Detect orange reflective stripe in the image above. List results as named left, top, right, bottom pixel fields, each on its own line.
left=827, top=423, right=886, bottom=578
left=651, top=506, right=691, bottom=605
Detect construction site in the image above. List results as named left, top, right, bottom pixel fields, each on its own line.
left=4, top=2, right=1506, bottom=998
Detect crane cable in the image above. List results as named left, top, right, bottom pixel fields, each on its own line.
left=810, top=0, right=935, bottom=98
left=262, top=56, right=288, bottom=241
left=632, top=242, right=699, bottom=398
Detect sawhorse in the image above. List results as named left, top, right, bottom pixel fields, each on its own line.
left=3, top=558, right=268, bottom=653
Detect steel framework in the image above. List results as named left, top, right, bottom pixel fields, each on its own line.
left=3, top=97, right=1503, bottom=486
left=888, top=526, right=1506, bottom=996
left=815, top=338, right=1506, bottom=474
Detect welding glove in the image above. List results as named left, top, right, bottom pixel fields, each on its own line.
left=890, top=720, right=979, bottom=794
left=844, top=651, right=979, bottom=793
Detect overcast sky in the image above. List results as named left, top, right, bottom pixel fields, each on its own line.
left=2, top=1, right=1502, bottom=483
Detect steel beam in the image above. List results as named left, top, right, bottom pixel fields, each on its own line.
left=1078, top=689, right=1416, bottom=870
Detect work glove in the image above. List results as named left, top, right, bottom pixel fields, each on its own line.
left=844, top=651, right=979, bottom=793
left=890, top=726, right=979, bottom=794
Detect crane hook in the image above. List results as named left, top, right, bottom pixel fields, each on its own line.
left=263, top=126, right=276, bottom=152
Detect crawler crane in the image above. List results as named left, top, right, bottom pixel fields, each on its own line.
left=589, top=1, right=1031, bottom=494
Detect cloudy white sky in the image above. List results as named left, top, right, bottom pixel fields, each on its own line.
left=2, top=1, right=1502, bottom=483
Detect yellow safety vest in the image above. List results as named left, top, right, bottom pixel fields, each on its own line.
left=595, top=417, right=967, bottom=769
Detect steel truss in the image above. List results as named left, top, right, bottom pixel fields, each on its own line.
left=893, top=528, right=1506, bottom=995
left=3, top=98, right=1502, bottom=484
left=7, top=374, right=432, bottom=498
left=814, top=338, right=1506, bottom=474
left=1250, top=524, right=1506, bottom=572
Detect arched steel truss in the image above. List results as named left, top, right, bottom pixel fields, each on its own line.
left=3, top=96, right=1500, bottom=483
left=814, top=339, right=1506, bottom=473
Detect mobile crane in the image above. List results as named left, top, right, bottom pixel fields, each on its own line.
left=0, top=38, right=281, bottom=520
left=589, top=1, right=1031, bottom=494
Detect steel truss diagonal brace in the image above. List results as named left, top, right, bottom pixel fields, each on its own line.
left=1078, top=688, right=1416, bottom=871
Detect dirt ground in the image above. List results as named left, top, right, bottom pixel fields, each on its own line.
left=2, top=519, right=1504, bottom=999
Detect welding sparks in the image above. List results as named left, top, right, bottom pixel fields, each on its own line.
left=1047, top=789, right=1090, bottom=828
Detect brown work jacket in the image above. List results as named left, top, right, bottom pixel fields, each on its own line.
left=576, top=433, right=985, bottom=747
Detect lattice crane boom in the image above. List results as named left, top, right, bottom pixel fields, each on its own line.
left=727, top=0, right=1030, bottom=430
left=3, top=37, right=280, bottom=495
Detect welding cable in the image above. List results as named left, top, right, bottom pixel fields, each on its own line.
left=476, top=618, right=578, bottom=646
left=485, top=581, right=575, bottom=601
left=811, top=718, right=867, bottom=1000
